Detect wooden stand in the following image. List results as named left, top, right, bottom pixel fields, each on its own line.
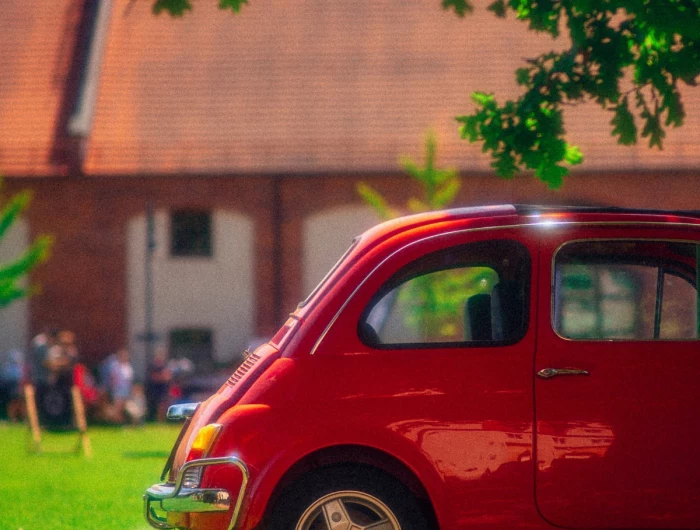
left=23, top=384, right=42, bottom=453
left=23, top=383, right=92, bottom=457
left=70, top=385, right=92, bottom=457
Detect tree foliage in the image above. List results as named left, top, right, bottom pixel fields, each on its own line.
left=154, top=0, right=700, bottom=188
left=0, top=181, right=52, bottom=308
left=448, top=0, right=700, bottom=188
left=152, top=0, right=248, bottom=16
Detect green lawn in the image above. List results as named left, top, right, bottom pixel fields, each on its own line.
left=0, top=422, right=181, bottom=530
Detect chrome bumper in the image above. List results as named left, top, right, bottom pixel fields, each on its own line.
left=144, top=456, right=249, bottom=530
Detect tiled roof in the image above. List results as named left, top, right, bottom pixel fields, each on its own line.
left=0, top=0, right=82, bottom=176
left=2, top=0, right=700, bottom=176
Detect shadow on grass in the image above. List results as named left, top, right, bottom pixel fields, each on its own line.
left=123, top=450, right=170, bottom=458
left=27, top=450, right=84, bottom=458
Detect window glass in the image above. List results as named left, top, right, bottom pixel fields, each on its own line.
left=554, top=241, right=698, bottom=340
left=359, top=240, right=530, bottom=347
left=170, top=328, right=213, bottom=373
left=661, top=273, right=698, bottom=339
left=171, top=210, right=212, bottom=257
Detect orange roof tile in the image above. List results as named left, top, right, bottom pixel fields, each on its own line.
left=3, top=0, right=700, bottom=176
left=84, top=0, right=700, bottom=174
left=0, top=0, right=83, bottom=177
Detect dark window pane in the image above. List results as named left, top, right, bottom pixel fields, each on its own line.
left=170, top=328, right=213, bottom=373
left=171, top=210, right=212, bottom=257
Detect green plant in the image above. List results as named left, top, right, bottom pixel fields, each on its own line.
left=357, top=133, right=493, bottom=341
left=357, top=131, right=460, bottom=221
left=0, top=180, right=53, bottom=307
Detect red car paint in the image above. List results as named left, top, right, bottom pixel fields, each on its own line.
left=155, top=205, right=700, bottom=530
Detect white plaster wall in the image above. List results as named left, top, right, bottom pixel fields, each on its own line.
left=127, top=210, right=254, bottom=377
left=0, top=219, right=29, bottom=354
left=303, top=205, right=380, bottom=296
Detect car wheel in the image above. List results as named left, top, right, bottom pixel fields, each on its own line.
left=269, top=465, right=429, bottom=530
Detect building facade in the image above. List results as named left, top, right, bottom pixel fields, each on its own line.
left=1, top=0, right=699, bottom=374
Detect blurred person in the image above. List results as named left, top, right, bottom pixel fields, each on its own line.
left=33, top=328, right=75, bottom=429
left=146, top=346, right=172, bottom=422
left=0, top=349, right=25, bottom=421
left=105, top=347, right=134, bottom=424
left=29, top=328, right=58, bottom=387
left=125, top=383, right=146, bottom=425
left=59, top=331, right=100, bottom=419
left=45, top=331, right=73, bottom=387
left=167, top=355, right=195, bottom=404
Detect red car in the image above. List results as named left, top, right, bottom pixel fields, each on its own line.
left=145, top=205, right=700, bottom=530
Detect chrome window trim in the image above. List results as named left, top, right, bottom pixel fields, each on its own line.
left=550, top=236, right=700, bottom=343
left=310, top=220, right=700, bottom=355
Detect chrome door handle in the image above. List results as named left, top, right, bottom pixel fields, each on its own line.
left=537, top=367, right=590, bottom=380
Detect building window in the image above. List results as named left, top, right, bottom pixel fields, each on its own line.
left=169, top=328, right=214, bottom=372
left=171, top=210, right=212, bottom=257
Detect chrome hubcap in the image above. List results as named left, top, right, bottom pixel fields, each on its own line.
left=294, top=490, right=401, bottom=530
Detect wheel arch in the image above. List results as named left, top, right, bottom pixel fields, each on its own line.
left=262, top=444, right=440, bottom=529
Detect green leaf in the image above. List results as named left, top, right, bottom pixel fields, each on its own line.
left=536, top=162, right=568, bottom=189
left=356, top=183, right=395, bottom=220
left=563, top=144, right=584, bottom=165
left=152, top=0, right=192, bottom=16
left=0, top=282, right=27, bottom=308
left=0, top=235, right=52, bottom=282
left=399, top=156, right=422, bottom=180
left=432, top=179, right=461, bottom=209
left=641, top=111, right=665, bottom=149
left=407, top=198, right=429, bottom=214
left=219, top=0, right=248, bottom=13
left=611, top=98, right=637, bottom=145
left=456, top=115, right=480, bottom=142
left=487, top=0, right=506, bottom=17
left=0, top=191, right=30, bottom=241
left=492, top=150, right=518, bottom=179
left=442, top=0, right=473, bottom=17
left=662, top=89, right=685, bottom=127
left=515, top=67, right=530, bottom=86
left=471, top=91, right=495, bottom=107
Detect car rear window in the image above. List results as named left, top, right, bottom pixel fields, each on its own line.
left=358, top=239, right=531, bottom=348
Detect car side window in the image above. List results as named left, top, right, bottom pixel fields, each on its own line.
left=358, top=239, right=531, bottom=347
left=554, top=240, right=699, bottom=340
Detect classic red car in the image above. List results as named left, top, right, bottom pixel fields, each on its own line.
left=144, top=205, right=700, bottom=530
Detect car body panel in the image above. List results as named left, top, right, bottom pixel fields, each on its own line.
left=535, top=225, right=700, bottom=528
left=145, top=206, right=700, bottom=530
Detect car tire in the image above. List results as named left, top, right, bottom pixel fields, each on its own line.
left=268, top=465, right=430, bottom=530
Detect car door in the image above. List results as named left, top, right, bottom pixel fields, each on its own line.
left=313, top=226, right=543, bottom=529
left=535, top=225, right=700, bottom=528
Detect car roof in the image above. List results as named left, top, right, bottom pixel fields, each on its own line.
left=362, top=205, right=700, bottom=241
left=512, top=204, right=700, bottom=219
left=295, top=204, right=700, bottom=318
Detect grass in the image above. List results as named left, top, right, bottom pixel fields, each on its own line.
left=0, top=422, right=182, bottom=530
